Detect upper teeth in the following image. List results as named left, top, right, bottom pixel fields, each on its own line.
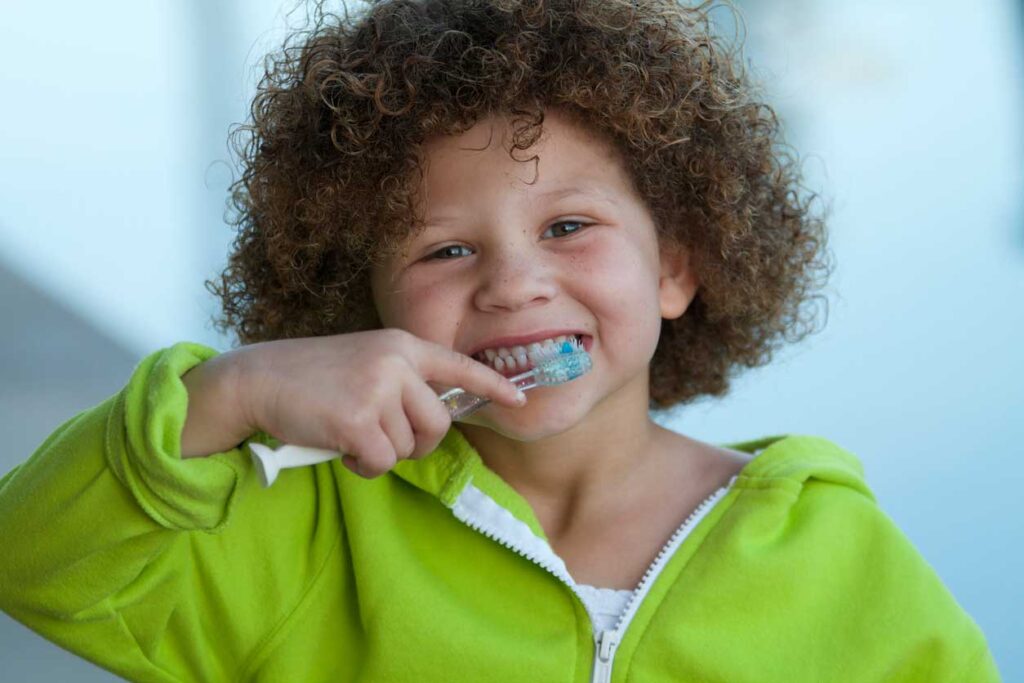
left=474, top=335, right=581, bottom=372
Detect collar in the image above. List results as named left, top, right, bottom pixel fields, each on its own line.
left=390, top=426, right=553, bottom=540
left=388, top=428, right=871, bottom=541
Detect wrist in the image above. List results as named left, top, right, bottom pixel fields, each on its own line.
left=180, top=350, right=253, bottom=459
left=230, top=343, right=265, bottom=439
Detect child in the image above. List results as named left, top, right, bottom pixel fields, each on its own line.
left=0, top=0, right=1000, bottom=681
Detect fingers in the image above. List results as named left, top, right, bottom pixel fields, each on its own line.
left=379, top=401, right=416, bottom=460
left=342, top=428, right=397, bottom=478
left=402, top=376, right=453, bottom=459
left=329, top=330, right=529, bottom=480
left=345, top=385, right=447, bottom=476
left=416, top=345, right=525, bottom=409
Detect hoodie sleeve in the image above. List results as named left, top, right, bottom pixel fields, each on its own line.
left=793, top=476, right=1003, bottom=682
left=710, top=436, right=1003, bottom=682
left=867, top=501, right=1003, bottom=683
left=0, top=342, right=336, bottom=683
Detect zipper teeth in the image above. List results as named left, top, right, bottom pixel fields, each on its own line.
left=453, top=478, right=735, bottom=641
left=455, top=511, right=603, bottom=623
left=607, top=483, right=732, bottom=633
left=460, top=516, right=563, bottom=576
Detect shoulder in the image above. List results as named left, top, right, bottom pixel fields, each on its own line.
left=698, top=436, right=997, bottom=677
left=656, top=428, right=755, bottom=492
left=673, top=432, right=870, bottom=495
left=723, top=433, right=874, bottom=499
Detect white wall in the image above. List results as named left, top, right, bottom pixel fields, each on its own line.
left=0, top=2, right=201, bottom=352
left=0, top=0, right=294, bottom=354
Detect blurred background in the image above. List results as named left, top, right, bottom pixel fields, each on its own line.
left=0, top=0, right=1020, bottom=680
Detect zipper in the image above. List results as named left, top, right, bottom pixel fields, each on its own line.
left=450, top=484, right=583, bottom=596
left=592, top=629, right=618, bottom=683
left=451, top=475, right=737, bottom=683
left=589, top=479, right=733, bottom=682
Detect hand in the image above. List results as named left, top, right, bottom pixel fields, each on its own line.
left=234, top=329, right=525, bottom=478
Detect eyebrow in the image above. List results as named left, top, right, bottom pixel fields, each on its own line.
left=422, top=185, right=620, bottom=225
left=537, top=185, right=620, bottom=205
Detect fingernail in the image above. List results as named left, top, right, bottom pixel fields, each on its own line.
left=515, top=390, right=527, bottom=405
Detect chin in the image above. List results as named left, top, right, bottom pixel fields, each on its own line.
left=465, top=390, right=592, bottom=440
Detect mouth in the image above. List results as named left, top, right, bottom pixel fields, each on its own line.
left=470, top=333, right=592, bottom=377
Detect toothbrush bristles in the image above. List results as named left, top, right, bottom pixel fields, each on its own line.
left=514, top=335, right=591, bottom=387
left=525, top=335, right=583, bottom=363
left=531, top=349, right=592, bottom=385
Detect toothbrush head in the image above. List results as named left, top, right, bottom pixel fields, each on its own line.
left=529, top=342, right=592, bottom=386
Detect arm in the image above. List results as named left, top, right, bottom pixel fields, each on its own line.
left=179, top=347, right=252, bottom=459
left=0, top=343, right=330, bottom=682
left=955, top=641, right=1002, bottom=683
left=795, top=480, right=1003, bottom=683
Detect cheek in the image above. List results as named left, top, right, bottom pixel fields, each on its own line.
left=570, top=238, right=660, bottom=313
left=380, top=274, right=464, bottom=341
left=569, top=238, right=663, bottom=358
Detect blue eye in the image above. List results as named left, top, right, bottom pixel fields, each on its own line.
left=543, top=221, right=588, bottom=238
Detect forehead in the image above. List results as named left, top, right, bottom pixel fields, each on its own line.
left=417, top=110, right=635, bottom=210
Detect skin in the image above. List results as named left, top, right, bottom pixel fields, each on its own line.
left=371, top=109, right=750, bottom=588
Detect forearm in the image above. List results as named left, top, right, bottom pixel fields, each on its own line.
left=180, top=351, right=252, bottom=459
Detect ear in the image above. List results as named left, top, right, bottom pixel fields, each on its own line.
left=658, top=241, right=699, bottom=320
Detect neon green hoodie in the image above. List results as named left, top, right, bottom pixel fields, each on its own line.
left=0, top=342, right=1001, bottom=682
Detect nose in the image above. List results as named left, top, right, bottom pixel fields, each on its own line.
left=473, top=248, right=558, bottom=312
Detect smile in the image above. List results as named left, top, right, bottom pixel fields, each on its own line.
left=472, top=334, right=587, bottom=375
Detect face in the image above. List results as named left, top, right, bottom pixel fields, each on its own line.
left=371, top=109, right=696, bottom=441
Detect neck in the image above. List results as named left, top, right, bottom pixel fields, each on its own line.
left=456, top=375, right=678, bottom=535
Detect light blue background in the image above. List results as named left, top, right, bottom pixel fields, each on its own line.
left=1, top=1, right=1020, bottom=680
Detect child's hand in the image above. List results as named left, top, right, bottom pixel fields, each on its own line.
left=234, top=329, right=525, bottom=478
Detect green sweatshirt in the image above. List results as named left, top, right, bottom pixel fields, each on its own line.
left=0, top=342, right=1001, bottom=682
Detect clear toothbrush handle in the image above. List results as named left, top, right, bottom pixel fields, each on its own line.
left=438, top=367, right=541, bottom=419
left=437, top=387, right=492, bottom=420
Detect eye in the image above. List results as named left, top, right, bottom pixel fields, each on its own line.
left=426, top=244, right=473, bottom=260
left=542, top=220, right=590, bottom=239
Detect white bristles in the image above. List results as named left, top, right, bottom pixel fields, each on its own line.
left=525, top=334, right=583, bottom=364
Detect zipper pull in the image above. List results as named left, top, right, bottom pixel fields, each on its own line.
left=598, top=630, right=618, bottom=660
left=591, top=630, right=618, bottom=683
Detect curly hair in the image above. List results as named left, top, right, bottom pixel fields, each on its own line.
left=208, top=0, right=833, bottom=409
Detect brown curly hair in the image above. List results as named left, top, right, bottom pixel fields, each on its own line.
left=208, top=0, right=833, bottom=409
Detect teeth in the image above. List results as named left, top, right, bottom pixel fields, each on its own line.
left=476, top=334, right=585, bottom=372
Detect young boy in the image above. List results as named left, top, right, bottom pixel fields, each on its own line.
left=0, top=1, right=1000, bottom=681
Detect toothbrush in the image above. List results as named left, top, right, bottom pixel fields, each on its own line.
left=248, top=339, right=592, bottom=487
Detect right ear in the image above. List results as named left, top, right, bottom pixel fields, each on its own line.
left=658, top=242, right=699, bottom=320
